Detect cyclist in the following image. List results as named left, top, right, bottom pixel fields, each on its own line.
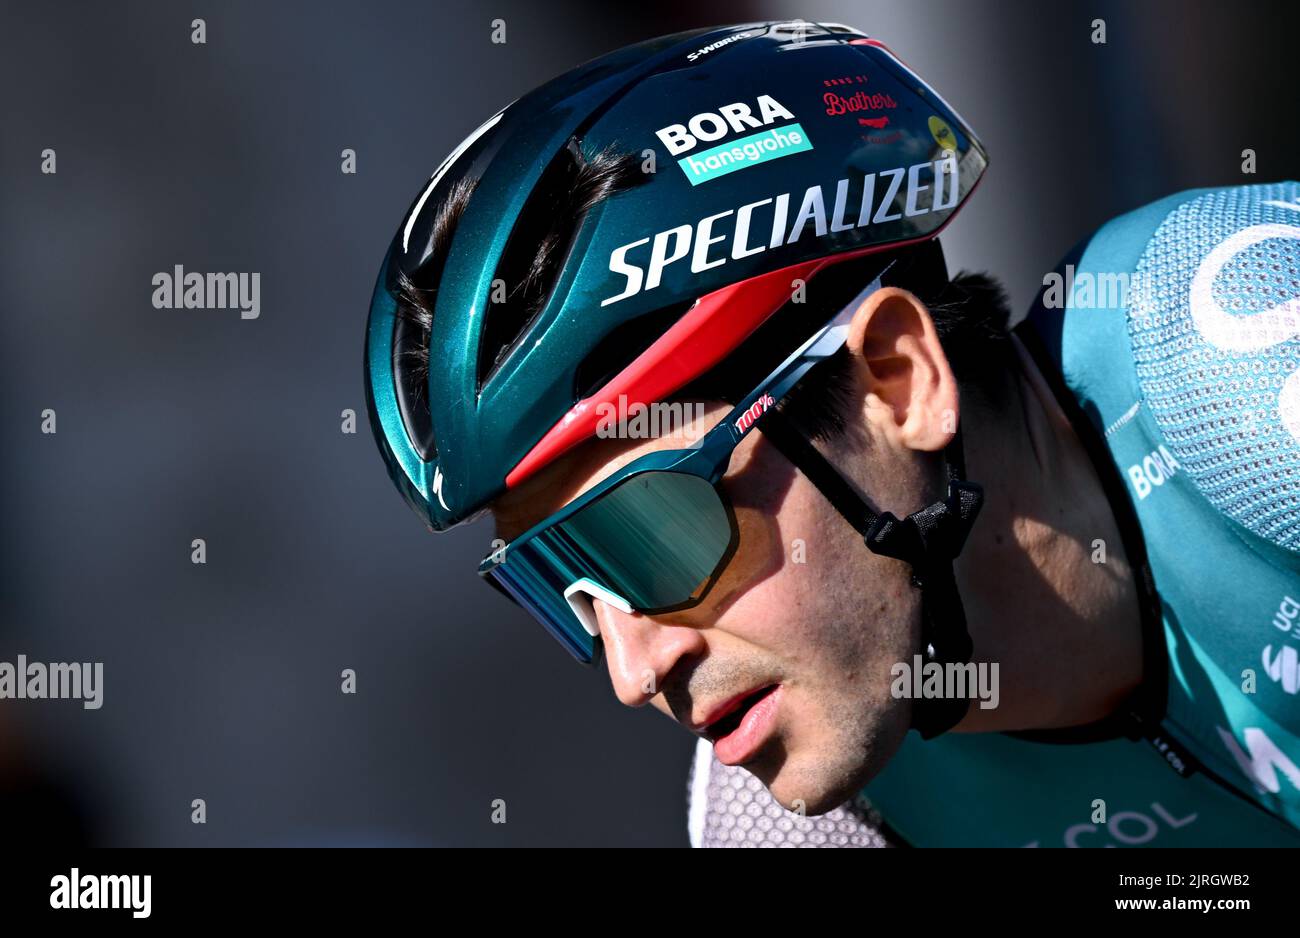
left=363, top=21, right=1300, bottom=846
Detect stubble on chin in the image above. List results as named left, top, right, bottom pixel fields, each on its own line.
left=755, top=670, right=912, bottom=816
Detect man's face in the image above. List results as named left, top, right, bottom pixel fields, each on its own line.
left=491, top=398, right=928, bottom=815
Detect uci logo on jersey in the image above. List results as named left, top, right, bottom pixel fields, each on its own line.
left=655, top=95, right=812, bottom=185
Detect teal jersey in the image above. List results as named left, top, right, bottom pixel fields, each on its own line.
left=864, top=182, right=1300, bottom=847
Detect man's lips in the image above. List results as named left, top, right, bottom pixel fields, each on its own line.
left=709, top=685, right=782, bottom=766
left=694, top=684, right=779, bottom=739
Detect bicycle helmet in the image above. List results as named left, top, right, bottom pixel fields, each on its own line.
left=364, top=19, right=988, bottom=532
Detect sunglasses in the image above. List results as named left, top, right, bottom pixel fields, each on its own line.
left=478, top=270, right=891, bottom=665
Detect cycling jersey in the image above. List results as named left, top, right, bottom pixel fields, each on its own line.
left=862, top=181, right=1300, bottom=846
left=691, top=182, right=1300, bottom=847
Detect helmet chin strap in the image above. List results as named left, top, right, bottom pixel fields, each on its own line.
left=757, top=411, right=984, bottom=739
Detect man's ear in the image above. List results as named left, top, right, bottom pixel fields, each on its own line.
left=844, top=287, right=958, bottom=452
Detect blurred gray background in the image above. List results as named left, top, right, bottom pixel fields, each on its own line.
left=1, top=0, right=1295, bottom=846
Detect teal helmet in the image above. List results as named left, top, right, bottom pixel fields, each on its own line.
left=365, top=20, right=988, bottom=531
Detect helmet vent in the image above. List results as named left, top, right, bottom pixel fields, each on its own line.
left=477, top=139, right=646, bottom=393
left=391, top=176, right=478, bottom=462
left=768, top=20, right=830, bottom=40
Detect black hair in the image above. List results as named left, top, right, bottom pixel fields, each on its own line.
left=389, top=145, right=646, bottom=460
left=392, top=144, right=647, bottom=396
left=392, top=175, right=477, bottom=393
left=477, top=143, right=646, bottom=388
left=784, top=267, right=1017, bottom=442
left=679, top=241, right=1017, bottom=442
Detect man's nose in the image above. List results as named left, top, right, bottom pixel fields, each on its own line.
left=592, top=599, right=706, bottom=707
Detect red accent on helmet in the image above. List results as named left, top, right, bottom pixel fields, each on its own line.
left=503, top=188, right=977, bottom=490
left=849, top=38, right=904, bottom=61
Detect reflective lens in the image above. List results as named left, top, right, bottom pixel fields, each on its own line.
left=489, top=553, right=599, bottom=662
left=552, top=471, right=736, bottom=611
left=485, top=471, right=737, bottom=663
